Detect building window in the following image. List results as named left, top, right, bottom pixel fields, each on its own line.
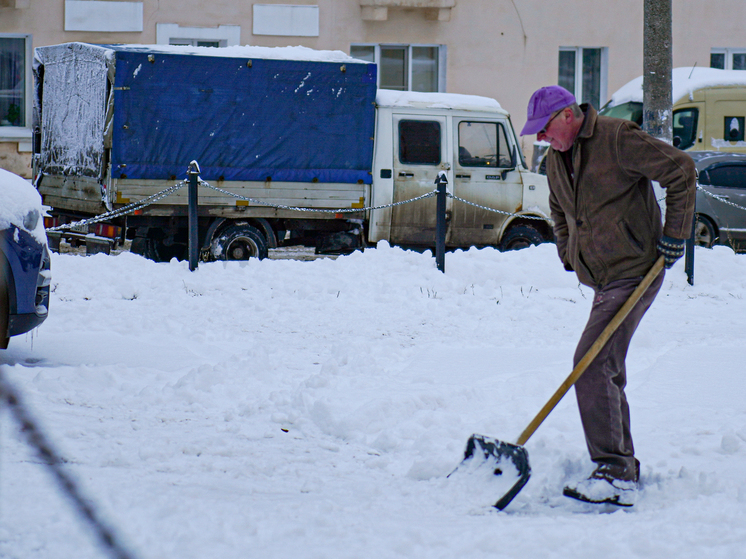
left=558, top=47, right=608, bottom=109
left=156, top=23, right=240, bottom=47
left=350, top=44, right=444, bottom=92
left=0, top=35, right=30, bottom=128
left=711, top=48, right=746, bottom=70
left=169, top=39, right=221, bottom=48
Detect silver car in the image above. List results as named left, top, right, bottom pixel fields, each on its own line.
left=690, top=151, right=746, bottom=252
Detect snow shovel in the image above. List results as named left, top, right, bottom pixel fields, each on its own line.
left=451, top=256, right=665, bottom=510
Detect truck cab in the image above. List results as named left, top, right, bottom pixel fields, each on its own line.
left=369, top=90, right=552, bottom=251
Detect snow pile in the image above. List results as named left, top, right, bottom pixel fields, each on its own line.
left=1, top=243, right=746, bottom=558
left=608, top=66, right=746, bottom=107
left=0, top=169, right=46, bottom=244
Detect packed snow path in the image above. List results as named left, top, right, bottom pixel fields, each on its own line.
left=1, top=243, right=745, bottom=559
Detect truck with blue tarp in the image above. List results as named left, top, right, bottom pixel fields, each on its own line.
left=33, top=42, right=552, bottom=260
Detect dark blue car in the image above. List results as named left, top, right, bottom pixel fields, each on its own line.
left=1, top=171, right=51, bottom=349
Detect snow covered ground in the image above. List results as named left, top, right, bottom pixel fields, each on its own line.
left=1, top=242, right=745, bottom=559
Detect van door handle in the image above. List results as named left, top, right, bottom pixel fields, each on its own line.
left=456, top=174, right=471, bottom=179
left=399, top=172, right=414, bottom=177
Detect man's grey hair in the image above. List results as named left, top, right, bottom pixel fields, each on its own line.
left=569, top=103, right=583, bottom=118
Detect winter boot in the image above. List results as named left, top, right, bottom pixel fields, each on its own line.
left=562, top=464, right=638, bottom=507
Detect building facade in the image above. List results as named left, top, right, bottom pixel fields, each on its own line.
left=2, top=0, right=746, bottom=177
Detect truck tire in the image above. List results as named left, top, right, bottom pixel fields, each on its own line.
left=212, top=223, right=268, bottom=261
left=499, top=224, right=544, bottom=251
left=130, top=237, right=158, bottom=261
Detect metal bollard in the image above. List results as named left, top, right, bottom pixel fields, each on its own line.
left=187, top=161, right=200, bottom=271
left=434, top=171, right=448, bottom=273
left=685, top=212, right=695, bottom=286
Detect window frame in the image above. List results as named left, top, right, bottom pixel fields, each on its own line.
left=710, top=48, right=746, bottom=70
left=155, top=23, right=240, bottom=48
left=398, top=119, right=442, bottom=165
left=457, top=120, right=511, bottom=169
left=0, top=33, right=33, bottom=136
left=350, top=43, right=446, bottom=92
left=699, top=162, right=746, bottom=189
left=558, top=46, right=608, bottom=109
left=672, top=107, right=699, bottom=151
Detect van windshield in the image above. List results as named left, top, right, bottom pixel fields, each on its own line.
left=598, top=101, right=643, bottom=125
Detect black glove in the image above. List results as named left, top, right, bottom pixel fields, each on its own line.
left=657, top=235, right=686, bottom=269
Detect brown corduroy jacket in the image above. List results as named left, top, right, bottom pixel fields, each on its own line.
left=546, top=104, right=696, bottom=289
left=547, top=105, right=696, bottom=287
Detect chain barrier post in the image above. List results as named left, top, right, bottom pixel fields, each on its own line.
left=435, top=171, right=448, bottom=273
left=685, top=211, right=695, bottom=286
left=188, top=161, right=200, bottom=271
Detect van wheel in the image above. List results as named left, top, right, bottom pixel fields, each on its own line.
left=500, top=224, right=544, bottom=251
left=694, top=215, right=716, bottom=248
left=212, top=223, right=268, bottom=261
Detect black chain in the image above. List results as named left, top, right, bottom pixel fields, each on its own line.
left=0, top=367, right=139, bottom=559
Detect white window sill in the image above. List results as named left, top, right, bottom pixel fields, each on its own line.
left=0, top=127, right=33, bottom=152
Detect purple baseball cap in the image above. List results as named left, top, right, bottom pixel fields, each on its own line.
left=520, top=85, right=577, bottom=136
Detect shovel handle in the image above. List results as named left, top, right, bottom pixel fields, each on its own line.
left=515, top=256, right=665, bottom=446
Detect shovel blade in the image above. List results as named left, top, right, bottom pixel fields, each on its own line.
left=450, top=434, right=531, bottom=510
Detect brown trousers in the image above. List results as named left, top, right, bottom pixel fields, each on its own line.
left=573, top=271, right=664, bottom=480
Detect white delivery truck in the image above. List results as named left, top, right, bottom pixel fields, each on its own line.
left=33, top=42, right=552, bottom=261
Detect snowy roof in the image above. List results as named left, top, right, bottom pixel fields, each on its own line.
left=95, top=42, right=370, bottom=64
left=0, top=169, right=46, bottom=244
left=608, top=67, right=746, bottom=107
left=376, top=89, right=505, bottom=113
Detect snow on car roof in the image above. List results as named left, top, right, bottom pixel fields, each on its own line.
left=609, top=67, right=746, bottom=107
left=376, top=89, right=505, bottom=113
left=0, top=169, right=46, bottom=244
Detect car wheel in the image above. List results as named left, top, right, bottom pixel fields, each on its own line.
left=694, top=215, right=716, bottom=248
left=0, top=271, right=9, bottom=350
left=499, top=224, right=545, bottom=251
left=211, top=223, right=268, bottom=261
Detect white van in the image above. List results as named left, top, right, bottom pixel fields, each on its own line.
left=600, top=67, right=746, bottom=153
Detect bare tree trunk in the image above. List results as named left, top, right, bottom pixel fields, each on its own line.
left=643, top=0, right=673, bottom=144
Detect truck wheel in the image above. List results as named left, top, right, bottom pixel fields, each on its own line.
left=212, top=223, right=268, bottom=261
left=499, top=224, right=544, bottom=251
left=130, top=237, right=158, bottom=261
left=1, top=271, right=9, bottom=349
left=694, top=215, right=716, bottom=248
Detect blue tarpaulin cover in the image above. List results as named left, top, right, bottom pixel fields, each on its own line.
left=109, top=47, right=377, bottom=184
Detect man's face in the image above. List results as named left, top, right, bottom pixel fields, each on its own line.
left=537, top=108, right=574, bottom=152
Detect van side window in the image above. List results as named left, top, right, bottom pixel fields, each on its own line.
left=672, top=108, right=698, bottom=150
left=458, top=121, right=511, bottom=168
left=398, top=120, right=441, bottom=165
left=724, top=117, right=745, bottom=142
